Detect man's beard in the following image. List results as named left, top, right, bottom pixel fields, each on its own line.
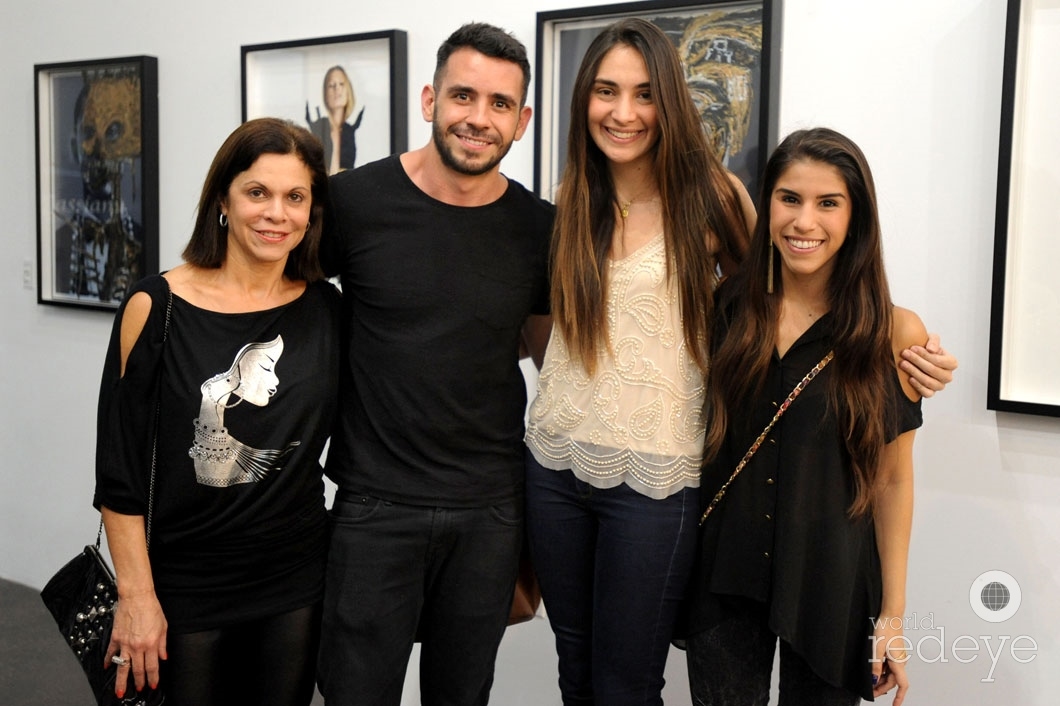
left=432, top=121, right=512, bottom=177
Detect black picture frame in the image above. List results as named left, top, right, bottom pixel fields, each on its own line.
left=534, top=0, right=782, bottom=201
left=242, top=30, right=408, bottom=174
left=987, top=0, right=1060, bottom=417
left=34, top=55, right=159, bottom=311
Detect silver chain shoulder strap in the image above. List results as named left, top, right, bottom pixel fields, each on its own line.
left=144, top=284, right=172, bottom=551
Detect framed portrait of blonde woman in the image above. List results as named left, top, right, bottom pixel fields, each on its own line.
left=242, top=31, right=408, bottom=176
left=534, top=0, right=781, bottom=202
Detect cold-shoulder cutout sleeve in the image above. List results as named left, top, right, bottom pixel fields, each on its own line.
left=93, top=275, right=172, bottom=514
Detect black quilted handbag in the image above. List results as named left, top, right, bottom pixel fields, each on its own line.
left=40, top=540, right=163, bottom=705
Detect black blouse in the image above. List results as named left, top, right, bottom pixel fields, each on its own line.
left=687, top=311, right=922, bottom=699
left=94, top=274, right=341, bottom=632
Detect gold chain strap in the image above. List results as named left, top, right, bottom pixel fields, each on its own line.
left=699, top=351, right=834, bottom=525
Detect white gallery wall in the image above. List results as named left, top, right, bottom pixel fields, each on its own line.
left=1, top=0, right=1056, bottom=703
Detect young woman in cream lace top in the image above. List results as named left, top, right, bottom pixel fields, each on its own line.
left=523, top=19, right=753, bottom=705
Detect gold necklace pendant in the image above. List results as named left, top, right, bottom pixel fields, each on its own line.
left=620, top=200, right=632, bottom=219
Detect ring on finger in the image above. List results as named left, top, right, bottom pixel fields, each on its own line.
left=111, top=655, right=130, bottom=667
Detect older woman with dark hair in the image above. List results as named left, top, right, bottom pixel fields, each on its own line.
left=95, top=117, right=340, bottom=705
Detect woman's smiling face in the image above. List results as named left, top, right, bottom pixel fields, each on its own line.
left=587, top=44, right=659, bottom=170
left=769, top=159, right=852, bottom=285
left=221, top=152, right=312, bottom=270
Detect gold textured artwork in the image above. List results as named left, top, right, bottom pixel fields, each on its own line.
left=677, top=10, right=762, bottom=163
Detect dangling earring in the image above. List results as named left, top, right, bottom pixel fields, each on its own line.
left=767, top=242, right=775, bottom=294
left=219, top=212, right=228, bottom=228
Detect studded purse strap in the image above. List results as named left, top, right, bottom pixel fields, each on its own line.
left=699, top=351, right=834, bottom=526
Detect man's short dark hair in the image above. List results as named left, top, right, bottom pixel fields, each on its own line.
left=434, top=22, right=531, bottom=105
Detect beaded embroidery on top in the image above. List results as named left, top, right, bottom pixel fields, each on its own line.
left=526, top=233, right=707, bottom=499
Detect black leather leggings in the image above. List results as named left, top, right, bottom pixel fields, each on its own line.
left=162, top=603, right=320, bottom=706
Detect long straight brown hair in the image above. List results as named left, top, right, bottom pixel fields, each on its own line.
left=704, top=128, right=895, bottom=517
left=550, top=18, right=749, bottom=375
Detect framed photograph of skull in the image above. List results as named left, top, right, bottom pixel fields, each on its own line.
left=534, top=0, right=781, bottom=202
left=34, top=55, right=159, bottom=311
left=242, top=30, right=408, bottom=176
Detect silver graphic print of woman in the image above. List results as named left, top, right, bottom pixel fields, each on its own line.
left=188, top=335, right=300, bottom=487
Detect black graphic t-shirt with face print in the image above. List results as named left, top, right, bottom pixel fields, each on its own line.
left=95, top=275, right=341, bottom=633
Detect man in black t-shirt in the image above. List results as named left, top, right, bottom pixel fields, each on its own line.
left=317, top=23, right=553, bottom=706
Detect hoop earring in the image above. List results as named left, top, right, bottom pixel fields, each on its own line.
left=305, top=220, right=311, bottom=231
left=219, top=213, right=228, bottom=228
left=767, top=242, right=775, bottom=294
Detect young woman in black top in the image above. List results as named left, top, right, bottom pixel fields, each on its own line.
left=686, top=128, right=921, bottom=705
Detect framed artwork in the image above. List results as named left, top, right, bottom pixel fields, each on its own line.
left=988, top=0, right=1060, bottom=417
left=534, top=0, right=782, bottom=201
left=242, top=30, right=408, bottom=175
left=34, top=56, right=159, bottom=310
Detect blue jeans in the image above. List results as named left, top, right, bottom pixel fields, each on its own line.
left=525, top=452, right=700, bottom=705
left=317, top=492, right=523, bottom=706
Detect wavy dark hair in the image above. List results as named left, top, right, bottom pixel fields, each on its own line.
left=550, top=18, right=749, bottom=375
left=704, top=127, right=894, bottom=517
left=434, top=22, right=531, bottom=105
left=182, top=117, right=327, bottom=282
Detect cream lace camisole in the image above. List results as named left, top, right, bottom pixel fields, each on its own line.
left=525, top=232, right=707, bottom=499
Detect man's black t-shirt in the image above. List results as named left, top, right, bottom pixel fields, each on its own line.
left=322, top=155, right=553, bottom=507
